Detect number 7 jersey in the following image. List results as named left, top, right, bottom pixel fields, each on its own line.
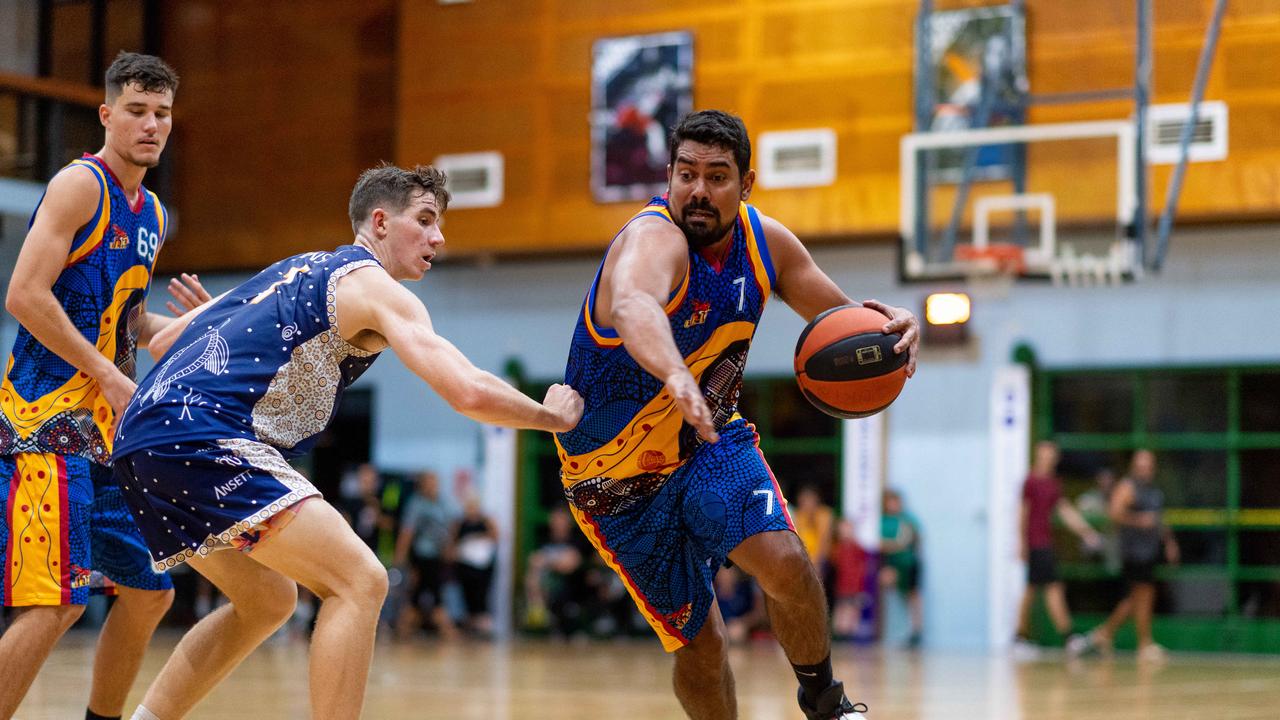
left=0, top=155, right=167, bottom=464
left=555, top=196, right=776, bottom=498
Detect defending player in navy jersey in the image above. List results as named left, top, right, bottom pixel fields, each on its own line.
left=0, top=52, right=211, bottom=720
left=556, top=111, right=919, bottom=720
left=113, top=164, right=582, bottom=720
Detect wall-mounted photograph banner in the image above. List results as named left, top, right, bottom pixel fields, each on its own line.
left=590, top=31, right=694, bottom=203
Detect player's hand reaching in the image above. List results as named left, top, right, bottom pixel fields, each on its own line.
left=863, top=299, right=920, bottom=378
left=165, top=272, right=212, bottom=315
left=665, top=370, right=719, bottom=443
left=99, top=367, right=137, bottom=416
left=542, top=383, right=585, bottom=432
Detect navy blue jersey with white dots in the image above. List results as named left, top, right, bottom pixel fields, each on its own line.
left=114, top=246, right=382, bottom=458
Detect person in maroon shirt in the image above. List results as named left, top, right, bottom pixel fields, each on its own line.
left=1014, top=441, right=1102, bottom=654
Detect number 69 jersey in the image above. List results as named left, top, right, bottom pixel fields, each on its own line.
left=0, top=155, right=167, bottom=464
left=554, top=196, right=776, bottom=506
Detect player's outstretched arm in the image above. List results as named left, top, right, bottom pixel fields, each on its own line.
left=764, top=214, right=920, bottom=377
left=4, top=167, right=137, bottom=414
left=146, top=290, right=229, bottom=360
left=139, top=273, right=214, bottom=351
left=336, top=267, right=582, bottom=433
left=162, top=272, right=212, bottom=316
left=607, top=217, right=718, bottom=442
left=1056, top=497, right=1102, bottom=549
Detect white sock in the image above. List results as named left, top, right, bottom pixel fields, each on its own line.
left=131, top=705, right=161, bottom=720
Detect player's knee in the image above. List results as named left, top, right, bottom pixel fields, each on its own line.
left=245, top=574, right=299, bottom=627
left=340, top=552, right=389, bottom=611
left=49, top=603, right=87, bottom=631
left=121, top=587, right=176, bottom=617
left=15, top=603, right=85, bottom=635
left=753, top=542, right=819, bottom=601
left=681, top=622, right=729, bottom=668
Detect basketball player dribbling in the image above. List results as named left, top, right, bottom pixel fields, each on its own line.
left=110, top=164, right=583, bottom=720
left=555, top=110, right=919, bottom=719
left=0, top=52, right=210, bottom=720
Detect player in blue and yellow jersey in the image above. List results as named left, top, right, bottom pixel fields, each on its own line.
left=0, top=53, right=210, bottom=720
left=111, top=164, right=581, bottom=720
left=556, top=111, right=920, bottom=720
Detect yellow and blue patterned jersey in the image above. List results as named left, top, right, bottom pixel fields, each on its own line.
left=555, top=196, right=776, bottom=498
left=0, top=155, right=167, bottom=464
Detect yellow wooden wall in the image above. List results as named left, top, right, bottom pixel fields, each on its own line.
left=156, top=1, right=397, bottom=273
left=144, top=0, right=1280, bottom=269
left=396, top=0, right=1280, bottom=258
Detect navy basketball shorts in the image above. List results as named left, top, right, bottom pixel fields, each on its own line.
left=2, top=452, right=171, bottom=606
left=113, top=438, right=320, bottom=572
left=569, top=419, right=795, bottom=651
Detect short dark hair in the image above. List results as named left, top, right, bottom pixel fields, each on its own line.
left=668, top=110, right=751, bottom=176
left=348, top=163, right=451, bottom=233
left=105, top=52, right=179, bottom=101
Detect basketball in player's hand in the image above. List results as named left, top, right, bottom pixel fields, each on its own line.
left=794, top=304, right=909, bottom=419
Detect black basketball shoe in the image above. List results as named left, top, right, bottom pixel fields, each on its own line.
left=797, top=681, right=869, bottom=719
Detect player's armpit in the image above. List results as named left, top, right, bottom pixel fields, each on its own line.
left=6, top=167, right=101, bottom=313
left=605, top=219, right=695, bottom=386
left=333, top=268, right=471, bottom=398
left=339, top=270, right=578, bottom=431
left=145, top=291, right=230, bottom=358
left=331, top=264, right=406, bottom=350
left=605, top=217, right=689, bottom=317
left=760, top=214, right=851, bottom=322
left=5, top=167, right=121, bottom=385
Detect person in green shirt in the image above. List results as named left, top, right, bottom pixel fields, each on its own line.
left=879, top=489, right=923, bottom=648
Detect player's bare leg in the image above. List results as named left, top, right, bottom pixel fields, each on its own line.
left=672, top=601, right=736, bottom=720
left=1043, top=582, right=1073, bottom=636
left=1131, top=583, right=1157, bottom=649
left=1097, top=594, right=1134, bottom=641
left=732, top=530, right=866, bottom=718
left=1016, top=587, right=1036, bottom=637
left=88, top=586, right=174, bottom=717
left=731, top=531, right=829, bottom=665
left=0, top=604, right=84, bottom=718
left=138, top=551, right=297, bottom=719
left=249, top=499, right=389, bottom=720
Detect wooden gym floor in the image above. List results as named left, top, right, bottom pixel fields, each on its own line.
left=15, top=630, right=1280, bottom=719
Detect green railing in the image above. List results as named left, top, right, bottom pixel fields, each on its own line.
left=1031, top=360, right=1280, bottom=652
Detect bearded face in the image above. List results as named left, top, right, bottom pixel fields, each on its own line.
left=666, top=140, right=753, bottom=250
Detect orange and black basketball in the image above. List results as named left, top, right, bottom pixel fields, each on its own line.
left=794, top=304, right=909, bottom=419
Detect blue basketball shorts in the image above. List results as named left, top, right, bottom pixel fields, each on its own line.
left=2, top=452, right=171, bottom=606
left=568, top=419, right=795, bottom=651
left=113, top=438, right=320, bottom=572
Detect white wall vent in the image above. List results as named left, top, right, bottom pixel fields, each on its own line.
left=1146, top=101, right=1228, bottom=165
left=757, top=129, right=837, bottom=189
left=432, top=152, right=504, bottom=209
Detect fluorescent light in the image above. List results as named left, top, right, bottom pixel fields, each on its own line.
left=925, top=293, right=971, bottom=325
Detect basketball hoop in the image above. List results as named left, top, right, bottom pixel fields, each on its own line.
left=956, top=242, right=1026, bottom=274
left=955, top=243, right=1024, bottom=299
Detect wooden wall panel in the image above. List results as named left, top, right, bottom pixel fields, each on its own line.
left=155, top=1, right=396, bottom=273
left=397, top=0, right=1280, bottom=258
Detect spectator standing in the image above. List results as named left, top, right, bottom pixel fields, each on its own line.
left=448, top=494, right=498, bottom=637
left=395, top=471, right=458, bottom=639
left=1014, top=441, right=1102, bottom=655
left=879, top=489, right=923, bottom=648
left=831, top=519, right=869, bottom=641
